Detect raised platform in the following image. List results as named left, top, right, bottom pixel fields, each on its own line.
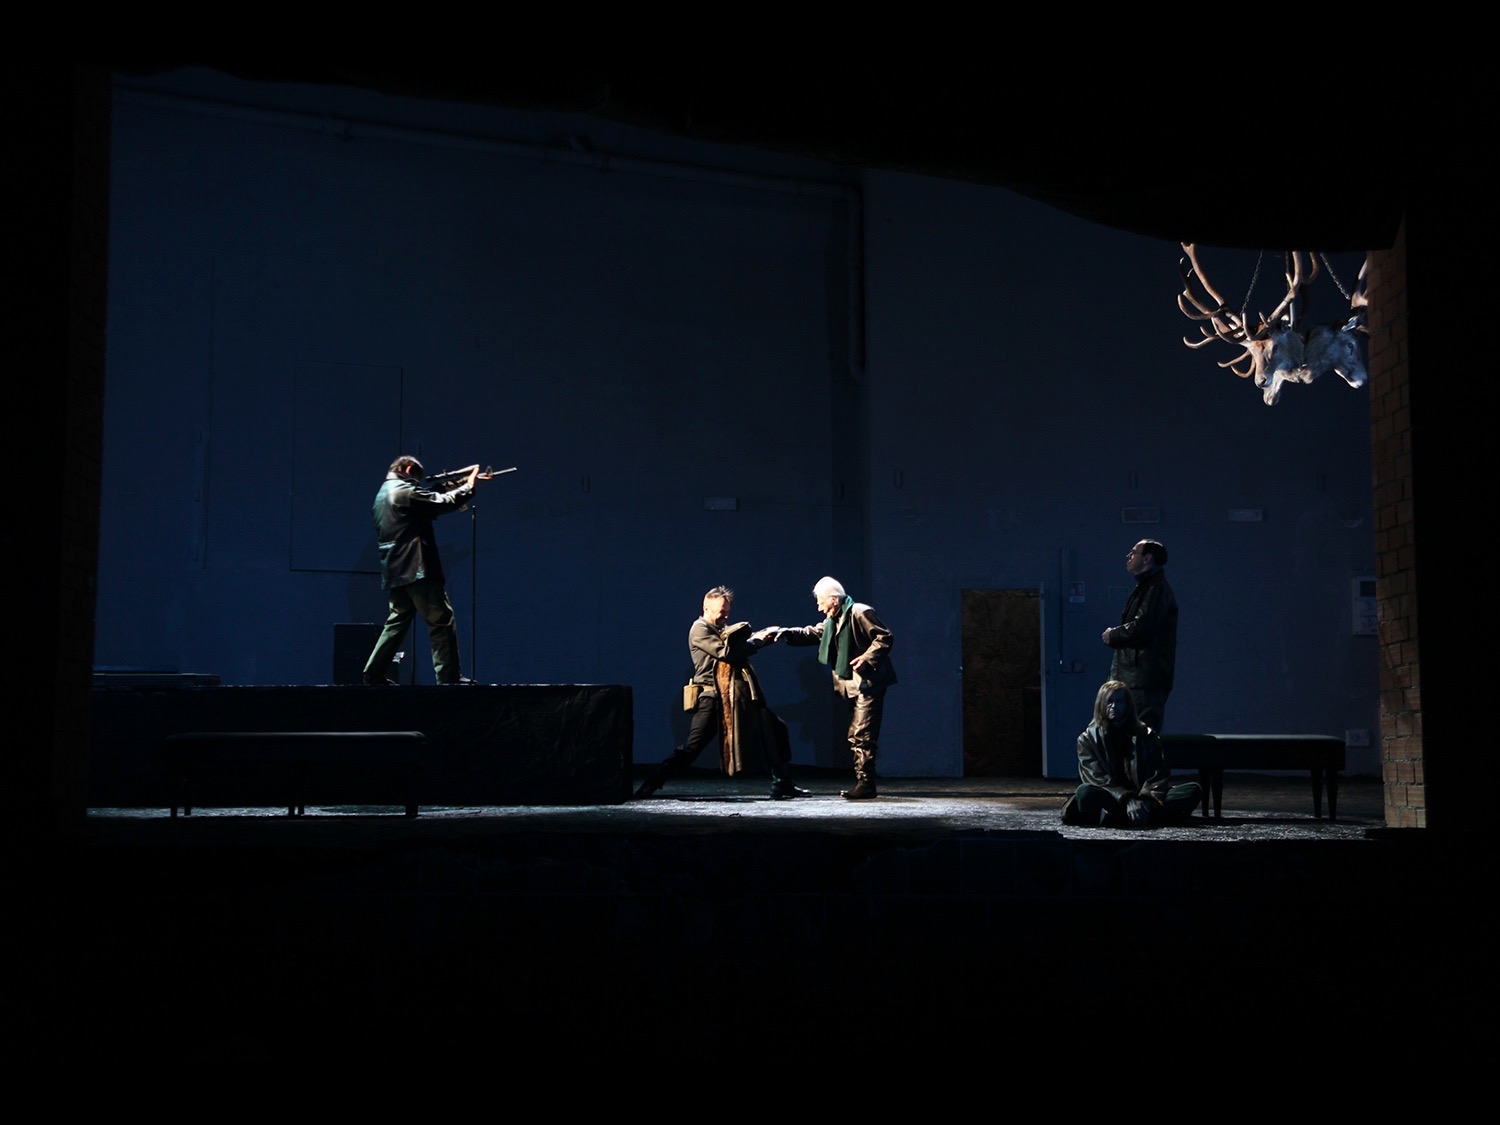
left=90, top=683, right=633, bottom=808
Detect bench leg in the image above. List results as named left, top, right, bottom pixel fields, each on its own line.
left=1308, top=769, right=1343, bottom=819
left=165, top=738, right=423, bottom=817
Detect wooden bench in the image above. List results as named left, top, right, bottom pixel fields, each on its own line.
left=1160, top=733, right=1347, bottom=820
left=164, top=731, right=425, bottom=817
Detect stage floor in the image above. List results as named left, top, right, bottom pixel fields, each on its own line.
left=84, top=769, right=1387, bottom=843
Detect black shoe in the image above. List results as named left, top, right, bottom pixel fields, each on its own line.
left=438, top=676, right=477, bottom=685
left=840, top=780, right=877, bottom=800
left=634, top=778, right=662, bottom=800
left=770, top=780, right=810, bottom=800
left=362, top=672, right=398, bottom=686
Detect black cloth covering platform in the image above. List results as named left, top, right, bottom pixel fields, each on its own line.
left=89, top=684, right=633, bottom=808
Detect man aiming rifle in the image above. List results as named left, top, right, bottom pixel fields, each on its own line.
left=361, top=456, right=510, bottom=685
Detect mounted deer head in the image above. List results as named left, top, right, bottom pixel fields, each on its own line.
left=1178, top=243, right=1312, bottom=399
left=1302, top=257, right=1369, bottom=392
left=1178, top=244, right=1368, bottom=405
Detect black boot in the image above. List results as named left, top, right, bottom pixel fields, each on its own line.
left=634, top=754, right=682, bottom=800
left=770, top=776, right=810, bottom=799
left=634, top=770, right=667, bottom=799
left=841, top=749, right=876, bottom=799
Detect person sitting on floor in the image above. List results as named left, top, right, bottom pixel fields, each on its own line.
left=1061, top=680, right=1201, bottom=828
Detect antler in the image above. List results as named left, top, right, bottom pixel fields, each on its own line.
left=1178, top=244, right=1312, bottom=389
left=1178, top=245, right=1370, bottom=406
left=1178, top=243, right=1248, bottom=365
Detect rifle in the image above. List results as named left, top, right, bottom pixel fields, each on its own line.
left=423, top=464, right=518, bottom=490
left=417, top=463, right=516, bottom=684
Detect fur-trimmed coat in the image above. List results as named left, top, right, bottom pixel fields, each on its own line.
left=687, top=617, right=786, bottom=777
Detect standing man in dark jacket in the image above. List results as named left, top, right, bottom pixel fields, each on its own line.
left=1102, top=539, right=1177, bottom=731
left=362, top=455, right=475, bottom=685
left=760, top=576, right=895, bottom=800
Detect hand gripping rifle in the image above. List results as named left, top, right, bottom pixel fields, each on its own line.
left=423, top=463, right=518, bottom=490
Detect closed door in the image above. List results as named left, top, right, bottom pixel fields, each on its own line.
left=962, top=588, right=1043, bottom=777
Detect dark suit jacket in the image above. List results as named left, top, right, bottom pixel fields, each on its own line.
left=372, top=472, right=472, bottom=589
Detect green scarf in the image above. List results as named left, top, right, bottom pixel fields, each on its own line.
left=818, top=595, right=855, bottom=678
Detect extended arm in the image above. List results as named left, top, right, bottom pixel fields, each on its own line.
left=766, top=621, right=825, bottom=647
left=399, top=478, right=474, bottom=516
left=689, top=619, right=768, bottom=678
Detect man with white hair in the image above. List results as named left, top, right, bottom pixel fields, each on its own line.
left=758, top=577, right=896, bottom=800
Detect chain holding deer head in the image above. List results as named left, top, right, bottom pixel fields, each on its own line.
left=1178, top=243, right=1368, bottom=405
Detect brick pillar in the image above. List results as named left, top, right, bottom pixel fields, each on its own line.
left=1367, top=196, right=1481, bottom=830
left=1364, top=222, right=1422, bottom=826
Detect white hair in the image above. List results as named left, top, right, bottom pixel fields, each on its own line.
left=812, top=576, right=846, bottom=598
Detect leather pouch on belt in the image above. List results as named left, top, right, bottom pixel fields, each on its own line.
left=682, top=683, right=701, bottom=711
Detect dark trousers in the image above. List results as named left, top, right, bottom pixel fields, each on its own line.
left=1130, top=689, right=1169, bottom=733
left=1065, top=781, right=1202, bottom=827
left=675, top=692, right=723, bottom=767
left=660, top=693, right=792, bottom=779
left=364, top=577, right=461, bottom=683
